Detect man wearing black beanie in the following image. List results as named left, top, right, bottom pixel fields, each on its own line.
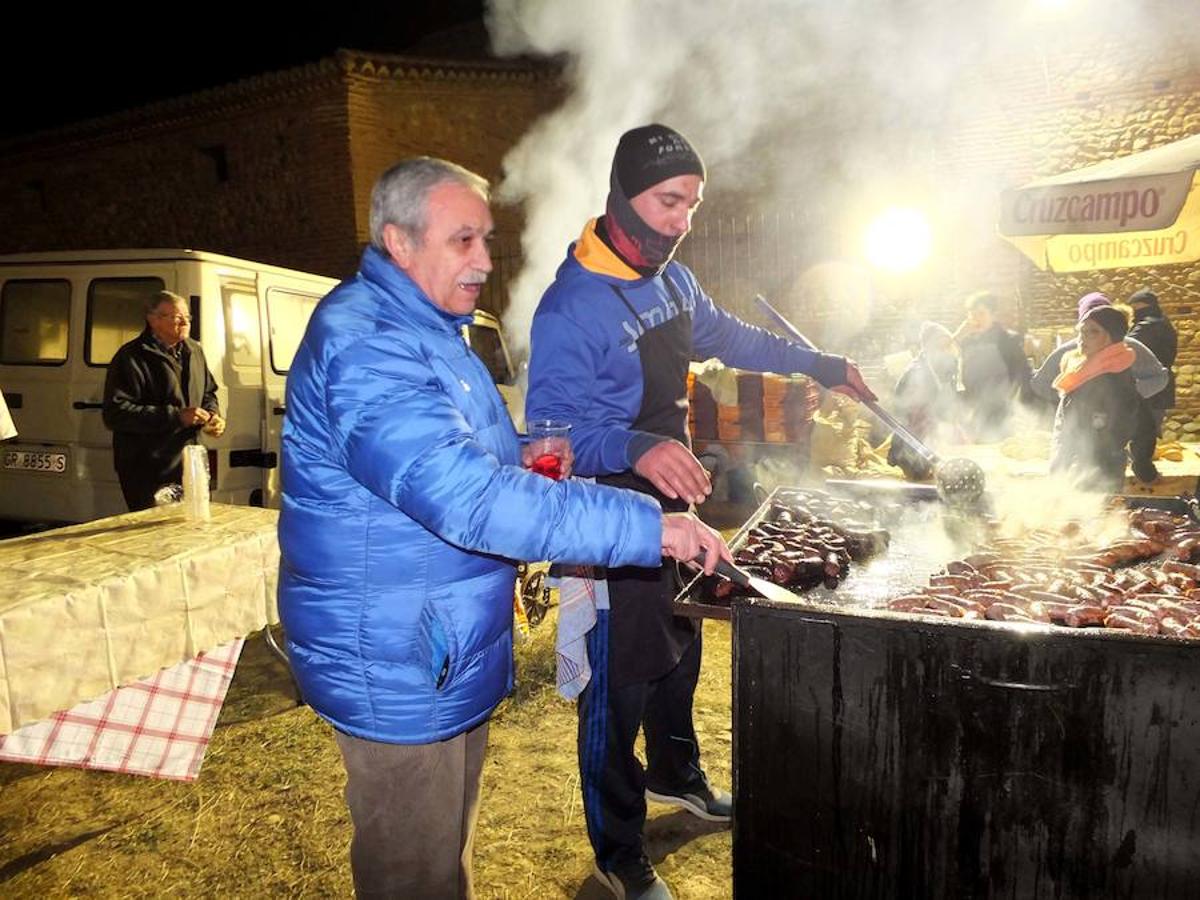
left=1126, top=288, right=1178, bottom=483
left=527, top=124, right=875, bottom=900
left=603, top=124, right=707, bottom=273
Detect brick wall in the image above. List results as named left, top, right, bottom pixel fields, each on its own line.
left=0, top=51, right=557, bottom=289
left=0, top=35, right=1193, bottom=422
left=342, top=51, right=557, bottom=313
left=0, top=62, right=358, bottom=279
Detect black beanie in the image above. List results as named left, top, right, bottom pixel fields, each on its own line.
left=1082, top=305, right=1129, bottom=343
left=611, top=124, right=706, bottom=198
left=1129, top=288, right=1160, bottom=309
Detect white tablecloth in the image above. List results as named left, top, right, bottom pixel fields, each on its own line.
left=0, top=503, right=279, bottom=734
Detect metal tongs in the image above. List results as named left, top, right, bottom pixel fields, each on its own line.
left=753, top=294, right=986, bottom=507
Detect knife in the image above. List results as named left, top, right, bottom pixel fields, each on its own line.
left=698, top=554, right=808, bottom=604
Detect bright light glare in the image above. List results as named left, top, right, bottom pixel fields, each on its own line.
left=863, top=207, right=932, bottom=273
left=1037, top=0, right=1072, bottom=10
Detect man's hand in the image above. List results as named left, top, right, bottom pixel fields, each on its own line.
left=180, top=406, right=211, bottom=428
left=831, top=362, right=878, bottom=403
left=634, top=439, right=712, bottom=505
left=202, top=413, right=226, bottom=437
left=661, top=512, right=731, bottom=575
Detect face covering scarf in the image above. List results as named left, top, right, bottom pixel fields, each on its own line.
left=603, top=169, right=685, bottom=272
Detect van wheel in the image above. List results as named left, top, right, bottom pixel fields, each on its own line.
left=249, top=489, right=265, bottom=507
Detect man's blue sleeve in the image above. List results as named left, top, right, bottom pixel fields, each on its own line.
left=686, top=274, right=848, bottom=386
left=324, top=335, right=662, bottom=569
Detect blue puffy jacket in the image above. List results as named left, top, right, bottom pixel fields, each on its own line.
left=279, top=247, right=663, bottom=744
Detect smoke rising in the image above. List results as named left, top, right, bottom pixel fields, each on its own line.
left=485, top=0, right=1001, bottom=355
left=486, top=0, right=1200, bottom=357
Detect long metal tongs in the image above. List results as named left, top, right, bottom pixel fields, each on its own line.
left=753, top=294, right=940, bottom=471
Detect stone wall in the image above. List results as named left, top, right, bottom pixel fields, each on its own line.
left=678, top=19, right=1200, bottom=428
left=990, top=43, right=1200, bottom=439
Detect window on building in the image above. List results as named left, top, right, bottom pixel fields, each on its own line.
left=266, top=289, right=320, bottom=374
left=200, top=145, right=230, bottom=183
left=86, top=277, right=167, bottom=365
left=0, top=279, right=70, bottom=365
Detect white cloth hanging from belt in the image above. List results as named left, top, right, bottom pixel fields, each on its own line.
left=553, top=556, right=610, bottom=700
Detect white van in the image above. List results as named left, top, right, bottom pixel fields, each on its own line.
left=0, top=248, right=525, bottom=524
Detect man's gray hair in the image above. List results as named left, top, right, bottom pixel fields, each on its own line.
left=146, top=289, right=188, bottom=316
left=369, top=157, right=490, bottom=250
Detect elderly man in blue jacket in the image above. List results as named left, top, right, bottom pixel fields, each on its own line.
left=278, top=157, right=729, bottom=900
left=527, top=124, right=875, bottom=900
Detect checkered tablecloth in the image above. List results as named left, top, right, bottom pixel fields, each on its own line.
left=0, top=638, right=243, bottom=781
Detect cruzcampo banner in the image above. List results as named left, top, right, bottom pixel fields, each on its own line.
left=998, top=134, right=1200, bottom=272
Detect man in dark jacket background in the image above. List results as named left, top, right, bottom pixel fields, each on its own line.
left=888, top=321, right=959, bottom=480
left=1126, top=288, right=1178, bottom=483
left=953, top=290, right=1032, bottom=442
left=102, top=290, right=224, bottom=510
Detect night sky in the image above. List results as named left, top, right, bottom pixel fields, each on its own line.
left=1, top=1, right=487, bottom=140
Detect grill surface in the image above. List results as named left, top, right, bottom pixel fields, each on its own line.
left=677, top=482, right=962, bottom=619
left=678, top=482, right=1200, bottom=626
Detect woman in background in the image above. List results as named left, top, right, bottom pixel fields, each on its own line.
left=1050, top=305, right=1139, bottom=493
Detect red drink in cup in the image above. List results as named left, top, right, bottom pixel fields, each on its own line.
left=530, top=453, right=564, bottom=480
left=525, top=420, right=571, bottom=481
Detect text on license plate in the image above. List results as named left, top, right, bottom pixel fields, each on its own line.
left=2, top=449, right=68, bottom=473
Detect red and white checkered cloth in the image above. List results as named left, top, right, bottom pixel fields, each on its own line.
left=0, top=638, right=243, bottom=782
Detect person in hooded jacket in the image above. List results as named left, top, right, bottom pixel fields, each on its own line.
left=887, top=321, right=960, bottom=480
left=277, top=157, right=730, bottom=900
left=1050, top=305, right=1140, bottom=493
left=526, top=124, right=875, bottom=900
left=1030, top=291, right=1167, bottom=409
left=102, top=290, right=225, bottom=510
left=1126, top=289, right=1178, bottom=483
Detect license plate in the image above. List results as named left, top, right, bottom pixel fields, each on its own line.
left=2, top=449, right=68, bottom=474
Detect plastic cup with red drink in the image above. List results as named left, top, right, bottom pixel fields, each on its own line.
left=525, top=420, right=572, bottom=480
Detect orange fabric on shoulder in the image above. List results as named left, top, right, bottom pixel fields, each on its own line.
left=1052, top=341, right=1135, bottom=395
left=572, top=219, right=641, bottom=281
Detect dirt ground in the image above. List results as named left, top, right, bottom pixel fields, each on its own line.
left=0, top=613, right=734, bottom=899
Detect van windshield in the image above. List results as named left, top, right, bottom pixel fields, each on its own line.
left=466, top=323, right=513, bottom=385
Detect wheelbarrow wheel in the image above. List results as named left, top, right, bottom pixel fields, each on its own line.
left=521, top=568, right=550, bottom=628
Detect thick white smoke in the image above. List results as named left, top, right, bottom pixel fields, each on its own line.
left=483, top=0, right=1013, bottom=357
left=486, top=0, right=1200, bottom=360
